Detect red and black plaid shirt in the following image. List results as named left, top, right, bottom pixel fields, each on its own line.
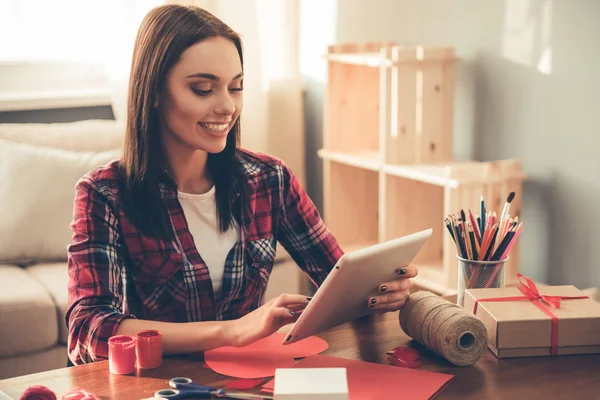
left=66, top=149, right=343, bottom=365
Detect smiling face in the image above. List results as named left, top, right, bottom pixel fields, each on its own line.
left=158, top=36, right=243, bottom=155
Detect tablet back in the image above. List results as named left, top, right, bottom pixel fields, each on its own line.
left=284, top=228, right=433, bottom=345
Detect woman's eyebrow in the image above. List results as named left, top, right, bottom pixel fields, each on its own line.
left=185, top=71, right=244, bottom=80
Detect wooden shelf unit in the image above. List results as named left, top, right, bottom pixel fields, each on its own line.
left=319, top=42, right=526, bottom=296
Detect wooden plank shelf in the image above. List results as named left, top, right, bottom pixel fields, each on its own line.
left=324, top=52, right=392, bottom=67
left=318, top=149, right=381, bottom=171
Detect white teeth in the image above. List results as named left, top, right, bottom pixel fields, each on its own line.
left=199, top=122, right=228, bottom=132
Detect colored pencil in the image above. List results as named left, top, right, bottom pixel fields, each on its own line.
left=501, top=222, right=523, bottom=260
left=468, top=210, right=482, bottom=244
left=491, top=230, right=514, bottom=261
left=469, top=225, right=479, bottom=260
left=484, top=223, right=500, bottom=260
left=479, top=222, right=496, bottom=261
left=480, top=195, right=485, bottom=236
left=454, top=220, right=467, bottom=258
left=445, top=217, right=455, bottom=241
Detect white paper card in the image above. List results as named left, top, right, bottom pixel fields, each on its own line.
left=274, top=367, right=349, bottom=400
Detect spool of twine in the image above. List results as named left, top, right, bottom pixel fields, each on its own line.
left=399, top=291, right=487, bottom=366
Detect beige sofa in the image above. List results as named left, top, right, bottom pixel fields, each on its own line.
left=0, top=119, right=303, bottom=380
left=0, top=120, right=124, bottom=379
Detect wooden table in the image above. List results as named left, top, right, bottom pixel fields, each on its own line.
left=1, top=312, right=600, bottom=399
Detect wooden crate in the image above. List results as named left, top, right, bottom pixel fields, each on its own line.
left=318, top=42, right=527, bottom=296
left=323, top=42, right=456, bottom=167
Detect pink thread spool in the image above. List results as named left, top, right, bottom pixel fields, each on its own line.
left=108, top=335, right=136, bottom=374
left=136, top=330, right=163, bottom=369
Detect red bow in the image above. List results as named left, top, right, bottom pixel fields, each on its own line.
left=515, top=274, right=582, bottom=308
left=473, top=274, right=589, bottom=355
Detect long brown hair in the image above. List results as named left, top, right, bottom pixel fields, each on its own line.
left=120, top=4, right=245, bottom=239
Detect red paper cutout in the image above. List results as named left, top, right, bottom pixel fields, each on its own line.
left=204, top=333, right=328, bottom=378
left=387, top=355, right=421, bottom=369
left=224, top=378, right=265, bottom=390
left=391, top=346, right=419, bottom=362
left=387, top=346, right=420, bottom=368
left=262, top=355, right=453, bottom=400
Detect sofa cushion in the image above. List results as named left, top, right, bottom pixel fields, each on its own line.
left=26, top=263, right=69, bottom=345
left=0, top=139, right=119, bottom=262
left=0, top=265, right=58, bottom=357
left=0, top=119, right=124, bottom=152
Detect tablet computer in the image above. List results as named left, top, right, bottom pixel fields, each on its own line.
left=283, top=228, right=433, bottom=345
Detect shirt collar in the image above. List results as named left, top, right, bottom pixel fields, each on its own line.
left=158, top=164, right=242, bottom=203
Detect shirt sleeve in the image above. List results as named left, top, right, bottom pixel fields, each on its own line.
left=277, top=162, right=344, bottom=287
left=66, top=179, right=136, bottom=365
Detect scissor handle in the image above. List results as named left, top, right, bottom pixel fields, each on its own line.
left=170, top=377, right=192, bottom=385
left=169, top=377, right=216, bottom=392
left=154, top=388, right=213, bottom=399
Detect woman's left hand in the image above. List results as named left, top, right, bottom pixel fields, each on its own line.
left=368, top=265, right=418, bottom=313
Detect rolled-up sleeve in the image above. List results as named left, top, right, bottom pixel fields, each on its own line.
left=66, top=179, right=135, bottom=365
left=277, top=162, right=344, bottom=287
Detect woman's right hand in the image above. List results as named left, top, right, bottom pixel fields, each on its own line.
left=229, top=294, right=310, bottom=347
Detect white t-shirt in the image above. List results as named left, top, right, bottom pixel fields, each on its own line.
left=177, top=186, right=240, bottom=296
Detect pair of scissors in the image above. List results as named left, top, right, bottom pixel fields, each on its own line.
left=154, top=377, right=273, bottom=399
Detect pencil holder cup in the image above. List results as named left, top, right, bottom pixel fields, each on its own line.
left=457, top=255, right=509, bottom=307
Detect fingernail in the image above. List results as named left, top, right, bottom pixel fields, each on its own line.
left=289, top=310, right=296, bottom=316
left=397, top=268, right=407, bottom=275
left=370, top=298, right=377, bottom=305
left=380, top=285, right=387, bottom=293
left=307, top=297, right=312, bottom=301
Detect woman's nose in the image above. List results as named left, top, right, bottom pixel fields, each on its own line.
left=214, top=91, right=236, bottom=115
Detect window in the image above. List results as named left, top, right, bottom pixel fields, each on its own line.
left=0, top=0, right=162, bottom=111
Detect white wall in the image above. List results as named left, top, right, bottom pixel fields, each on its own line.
left=301, top=0, right=600, bottom=290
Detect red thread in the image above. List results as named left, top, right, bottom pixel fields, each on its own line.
left=19, top=385, right=57, bottom=400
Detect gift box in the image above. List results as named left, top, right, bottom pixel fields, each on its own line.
left=464, top=274, right=600, bottom=358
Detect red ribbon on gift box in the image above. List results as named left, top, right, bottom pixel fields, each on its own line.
left=472, top=274, right=589, bottom=355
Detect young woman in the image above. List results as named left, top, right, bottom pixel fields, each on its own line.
left=66, top=4, right=417, bottom=365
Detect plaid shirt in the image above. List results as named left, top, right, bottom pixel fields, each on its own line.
left=66, top=149, right=343, bottom=365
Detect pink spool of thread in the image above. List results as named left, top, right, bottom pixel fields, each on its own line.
left=135, top=330, right=163, bottom=369
left=108, top=335, right=136, bottom=374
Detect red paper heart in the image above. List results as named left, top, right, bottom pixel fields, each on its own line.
left=204, top=333, right=328, bottom=378
left=387, top=355, right=421, bottom=369
left=386, top=347, right=421, bottom=368
left=392, top=347, right=419, bottom=363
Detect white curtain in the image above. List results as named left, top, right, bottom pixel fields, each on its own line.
left=104, top=0, right=164, bottom=121
left=108, top=0, right=305, bottom=185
